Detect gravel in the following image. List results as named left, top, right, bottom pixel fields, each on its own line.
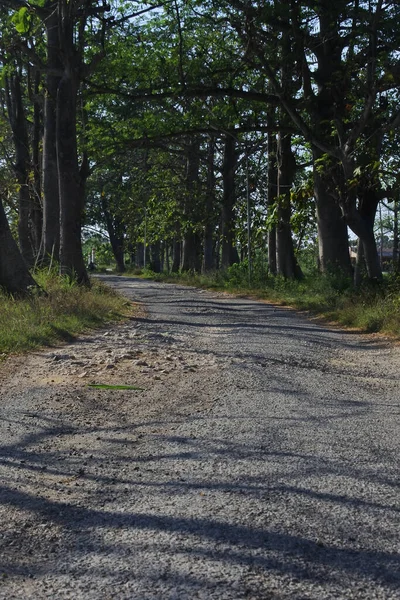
left=0, top=274, right=399, bottom=599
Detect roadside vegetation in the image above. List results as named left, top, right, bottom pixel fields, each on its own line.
left=0, top=270, right=133, bottom=357
left=129, top=260, right=400, bottom=338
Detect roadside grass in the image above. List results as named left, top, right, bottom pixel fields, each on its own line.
left=0, top=270, right=134, bottom=357
left=126, top=265, right=400, bottom=338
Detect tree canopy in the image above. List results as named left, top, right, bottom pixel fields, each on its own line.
left=1, top=0, right=400, bottom=293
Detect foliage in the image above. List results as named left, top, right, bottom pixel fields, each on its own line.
left=1, top=0, right=400, bottom=292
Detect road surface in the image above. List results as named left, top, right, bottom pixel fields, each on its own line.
left=0, top=275, right=399, bottom=599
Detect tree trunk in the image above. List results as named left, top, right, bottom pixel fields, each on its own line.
left=182, top=233, right=202, bottom=272
left=42, top=11, right=62, bottom=263
left=31, top=69, right=43, bottom=257
left=150, top=241, right=161, bottom=273
left=57, top=73, right=88, bottom=284
left=276, top=132, right=302, bottom=279
left=0, top=196, right=37, bottom=295
left=172, top=239, right=181, bottom=272
left=160, top=241, right=165, bottom=273
left=313, top=150, right=352, bottom=275
left=221, top=135, right=239, bottom=269
left=103, top=204, right=125, bottom=273
left=354, top=238, right=364, bottom=287
left=182, top=139, right=201, bottom=272
left=340, top=160, right=382, bottom=282
left=5, top=74, right=35, bottom=267
left=203, top=227, right=214, bottom=272
left=393, top=193, right=399, bottom=272
left=267, top=130, right=277, bottom=275
left=135, top=242, right=144, bottom=268
left=356, top=187, right=381, bottom=282
left=165, top=243, right=170, bottom=273
left=203, top=137, right=216, bottom=272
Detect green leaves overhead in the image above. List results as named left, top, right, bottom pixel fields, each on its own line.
left=11, top=7, right=31, bottom=34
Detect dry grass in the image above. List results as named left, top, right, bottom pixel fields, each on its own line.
left=0, top=271, right=134, bottom=356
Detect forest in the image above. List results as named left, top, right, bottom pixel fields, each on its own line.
left=0, top=0, right=400, bottom=296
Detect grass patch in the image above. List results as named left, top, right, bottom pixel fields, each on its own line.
left=125, top=265, right=400, bottom=338
left=87, top=384, right=144, bottom=390
left=0, top=270, right=135, bottom=356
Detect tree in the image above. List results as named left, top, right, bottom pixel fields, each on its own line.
left=0, top=173, right=37, bottom=294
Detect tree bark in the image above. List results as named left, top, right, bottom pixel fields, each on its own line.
left=313, top=150, right=352, bottom=275
left=181, top=139, right=201, bottom=272
left=221, top=135, right=239, bottom=269
left=0, top=196, right=37, bottom=295
left=150, top=241, right=161, bottom=273
left=203, top=137, right=216, bottom=272
left=267, top=130, right=277, bottom=275
left=31, top=69, right=43, bottom=257
left=42, top=9, right=62, bottom=263
left=5, top=74, right=35, bottom=267
left=57, top=73, right=88, bottom=284
left=135, top=242, right=144, bottom=268
left=340, top=159, right=382, bottom=282
left=102, top=198, right=125, bottom=273
left=172, top=238, right=181, bottom=272
left=354, top=238, right=364, bottom=287
left=393, top=193, right=399, bottom=272
left=276, top=132, right=302, bottom=279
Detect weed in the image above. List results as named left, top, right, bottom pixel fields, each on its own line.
left=0, top=270, right=134, bottom=356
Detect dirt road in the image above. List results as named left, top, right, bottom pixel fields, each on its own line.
left=0, top=275, right=399, bottom=599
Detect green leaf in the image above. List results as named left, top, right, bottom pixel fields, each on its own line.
left=11, top=7, right=31, bottom=34
left=87, top=384, right=145, bottom=390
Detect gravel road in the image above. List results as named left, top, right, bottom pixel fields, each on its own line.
left=0, top=275, right=399, bottom=599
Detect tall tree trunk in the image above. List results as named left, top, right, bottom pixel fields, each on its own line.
left=102, top=199, right=125, bottom=273
left=276, top=132, right=302, bottom=279
left=340, top=160, right=382, bottom=282
left=355, top=187, right=381, bottom=282
left=31, top=69, right=43, bottom=257
left=393, top=192, right=399, bottom=272
left=5, top=74, right=35, bottom=267
left=57, top=73, right=88, bottom=284
left=0, top=196, right=37, bottom=295
left=305, top=7, right=352, bottom=277
left=172, top=238, right=181, bottom=272
left=42, top=10, right=61, bottom=263
left=150, top=241, right=161, bottom=273
left=221, top=135, right=239, bottom=269
left=160, top=241, right=165, bottom=273
left=274, top=23, right=302, bottom=279
left=182, top=139, right=201, bottom=272
left=203, top=137, right=216, bottom=272
left=354, top=238, right=364, bottom=288
left=165, top=243, right=170, bottom=273
left=267, top=130, right=277, bottom=275
left=313, top=150, right=352, bottom=275
left=182, top=235, right=201, bottom=271
left=135, top=242, right=144, bottom=268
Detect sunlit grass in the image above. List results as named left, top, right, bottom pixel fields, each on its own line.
left=0, top=270, right=134, bottom=356
left=87, top=384, right=144, bottom=390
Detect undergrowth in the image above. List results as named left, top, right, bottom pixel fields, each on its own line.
left=131, top=263, right=400, bottom=338
left=0, top=270, right=133, bottom=356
